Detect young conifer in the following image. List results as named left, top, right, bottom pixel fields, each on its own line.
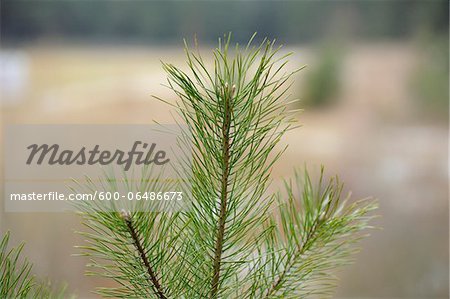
left=77, top=34, right=377, bottom=298
left=1, top=34, right=377, bottom=299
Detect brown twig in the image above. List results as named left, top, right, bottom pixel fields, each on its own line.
left=211, top=83, right=234, bottom=298
left=121, top=210, right=167, bottom=299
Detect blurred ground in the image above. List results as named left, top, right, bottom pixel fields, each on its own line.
left=1, top=42, right=448, bottom=298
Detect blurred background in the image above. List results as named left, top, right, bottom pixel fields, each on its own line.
left=1, top=1, right=448, bottom=298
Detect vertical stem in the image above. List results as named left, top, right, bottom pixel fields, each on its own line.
left=211, top=83, right=233, bottom=298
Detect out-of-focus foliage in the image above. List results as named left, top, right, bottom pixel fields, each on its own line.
left=411, top=34, right=448, bottom=121
left=1, top=1, right=448, bottom=45
left=407, top=0, right=449, bottom=121
left=301, top=46, right=343, bottom=108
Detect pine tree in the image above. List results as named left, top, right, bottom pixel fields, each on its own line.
left=77, top=35, right=377, bottom=298
left=1, top=34, right=377, bottom=298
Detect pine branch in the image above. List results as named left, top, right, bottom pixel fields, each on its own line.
left=258, top=168, right=378, bottom=298
left=1, top=231, right=70, bottom=299
left=121, top=210, right=167, bottom=299
left=75, top=169, right=185, bottom=298
left=264, top=215, right=319, bottom=298
left=1, top=231, right=34, bottom=298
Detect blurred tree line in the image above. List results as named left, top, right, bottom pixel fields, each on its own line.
left=1, top=0, right=448, bottom=45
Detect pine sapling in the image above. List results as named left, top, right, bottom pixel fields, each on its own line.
left=75, top=34, right=377, bottom=298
